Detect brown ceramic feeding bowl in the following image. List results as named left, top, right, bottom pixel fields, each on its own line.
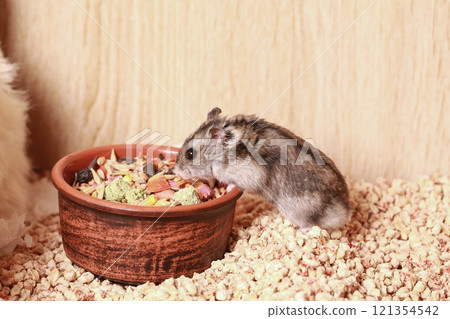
left=51, top=144, right=242, bottom=285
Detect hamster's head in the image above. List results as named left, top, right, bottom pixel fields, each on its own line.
left=174, top=107, right=238, bottom=180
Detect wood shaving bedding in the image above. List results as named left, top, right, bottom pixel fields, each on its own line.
left=0, top=175, right=449, bottom=301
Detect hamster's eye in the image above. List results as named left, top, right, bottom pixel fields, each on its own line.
left=185, top=148, right=196, bottom=160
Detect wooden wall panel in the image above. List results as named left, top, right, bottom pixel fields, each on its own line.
left=0, top=1, right=9, bottom=55
left=2, top=0, right=449, bottom=181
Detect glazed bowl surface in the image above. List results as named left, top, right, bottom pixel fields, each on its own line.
left=51, top=144, right=242, bottom=285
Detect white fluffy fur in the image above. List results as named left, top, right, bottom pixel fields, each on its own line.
left=0, top=49, right=31, bottom=256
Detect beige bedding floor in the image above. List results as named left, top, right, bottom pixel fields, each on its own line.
left=0, top=175, right=449, bottom=301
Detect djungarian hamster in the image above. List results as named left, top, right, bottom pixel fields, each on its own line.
left=174, top=107, right=350, bottom=230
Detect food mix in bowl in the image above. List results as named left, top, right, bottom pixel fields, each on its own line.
left=73, top=149, right=226, bottom=206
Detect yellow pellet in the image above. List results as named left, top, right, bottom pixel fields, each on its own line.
left=140, top=194, right=157, bottom=206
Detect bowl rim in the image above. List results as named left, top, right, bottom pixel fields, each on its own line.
left=51, top=144, right=243, bottom=218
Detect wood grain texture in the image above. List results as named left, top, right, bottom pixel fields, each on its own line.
left=2, top=0, right=449, bottom=181
left=0, top=1, right=7, bottom=51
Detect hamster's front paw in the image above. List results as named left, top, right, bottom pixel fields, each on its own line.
left=226, top=183, right=238, bottom=193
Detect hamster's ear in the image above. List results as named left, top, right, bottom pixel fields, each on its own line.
left=207, top=107, right=222, bottom=121
left=209, top=125, right=239, bottom=147
left=209, top=126, right=225, bottom=140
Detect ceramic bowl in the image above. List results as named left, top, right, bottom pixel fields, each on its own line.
left=51, top=144, right=242, bottom=285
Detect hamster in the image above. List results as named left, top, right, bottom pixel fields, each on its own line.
left=174, top=107, right=351, bottom=230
